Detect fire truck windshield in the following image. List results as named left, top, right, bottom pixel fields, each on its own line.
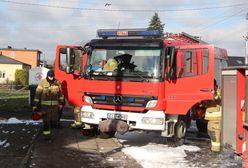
left=85, top=47, right=163, bottom=81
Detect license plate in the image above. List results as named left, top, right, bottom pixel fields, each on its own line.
left=107, top=113, right=127, bottom=120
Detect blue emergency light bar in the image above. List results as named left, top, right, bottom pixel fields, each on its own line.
left=97, top=29, right=162, bottom=38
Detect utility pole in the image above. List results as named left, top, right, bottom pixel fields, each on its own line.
left=245, top=13, right=248, bottom=64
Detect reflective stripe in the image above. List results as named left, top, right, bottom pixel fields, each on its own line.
left=43, top=130, right=51, bottom=135
left=59, top=97, right=64, bottom=100
left=74, top=121, right=82, bottom=125
left=211, top=141, right=220, bottom=146
left=37, top=86, right=43, bottom=89
left=34, top=99, right=39, bottom=102
left=41, top=101, right=59, bottom=105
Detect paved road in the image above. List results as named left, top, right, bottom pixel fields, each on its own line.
left=27, top=121, right=141, bottom=168
left=0, top=105, right=242, bottom=168
left=0, top=123, right=40, bottom=168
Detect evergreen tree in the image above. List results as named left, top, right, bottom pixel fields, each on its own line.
left=148, top=12, right=165, bottom=36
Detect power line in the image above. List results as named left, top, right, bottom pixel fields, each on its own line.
left=195, top=8, right=247, bottom=33
left=0, top=0, right=247, bottom=12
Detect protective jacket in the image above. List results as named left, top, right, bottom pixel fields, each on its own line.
left=34, top=78, right=64, bottom=107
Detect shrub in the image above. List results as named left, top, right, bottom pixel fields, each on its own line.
left=15, top=69, right=28, bottom=87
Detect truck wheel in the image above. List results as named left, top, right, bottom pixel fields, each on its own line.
left=196, top=119, right=208, bottom=133
left=167, top=120, right=186, bottom=147
left=99, top=131, right=116, bottom=139
left=180, top=113, right=191, bottom=128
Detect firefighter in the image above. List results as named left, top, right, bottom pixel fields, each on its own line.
left=205, top=79, right=222, bottom=152
left=103, top=58, right=120, bottom=71
left=33, top=70, right=65, bottom=140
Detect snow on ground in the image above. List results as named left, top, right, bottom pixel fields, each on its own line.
left=117, top=131, right=200, bottom=168
left=0, top=117, right=74, bottom=125
left=0, top=139, right=7, bottom=146
left=0, top=117, right=41, bottom=125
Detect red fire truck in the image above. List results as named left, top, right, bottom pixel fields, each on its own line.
left=54, top=29, right=228, bottom=144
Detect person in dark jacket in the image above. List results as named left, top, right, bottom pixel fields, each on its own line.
left=33, top=70, right=64, bottom=139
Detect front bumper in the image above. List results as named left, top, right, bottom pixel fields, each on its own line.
left=81, top=106, right=165, bottom=131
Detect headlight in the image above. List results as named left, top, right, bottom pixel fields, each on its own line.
left=82, top=111, right=94, bottom=118
left=84, top=96, right=93, bottom=104
left=146, top=100, right=157, bottom=108
left=142, top=117, right=163, bottom=125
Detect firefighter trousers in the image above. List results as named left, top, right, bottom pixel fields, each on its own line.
left=42, top=105, right=59, bottom=136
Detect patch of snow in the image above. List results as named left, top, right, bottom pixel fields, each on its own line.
left=2, top=130, right=9, bottom=134
left=7, top=118, right=23, bottom=124
left=122, top=144, right=199, bottom=168
left=0, top=117, right=41, bottom=125
left=118, top=131, right=200, bottom=168
left=3, top=142, right=10, bottom=148
left=0, top=139, right=7, bottom=146
left=0, top=117, right=73, bottom=125
left=107, top=157, right=114, bottom=162
left=60, top=119, right=74, bottom=122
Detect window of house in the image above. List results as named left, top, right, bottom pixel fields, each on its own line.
left=0, top=71, right=6, bottom=78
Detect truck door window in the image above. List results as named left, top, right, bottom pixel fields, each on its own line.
left=165, top=47, right=177, bottom=80
left=202, top=48, right=209, bottom=74
left=59, top=48, right=68, bottom=71
left=185, top=51, right=192, bottom=73
left=71, top=48, right=82, bottom=72
left=59, top=48, right=82, bottom=73
left=180, top=49, right=197, bottom=77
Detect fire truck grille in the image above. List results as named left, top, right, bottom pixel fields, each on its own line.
left=85, top=93, right=157, bottom=107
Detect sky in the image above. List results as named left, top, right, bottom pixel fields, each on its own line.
left=0, top=0, right=247, bottom=63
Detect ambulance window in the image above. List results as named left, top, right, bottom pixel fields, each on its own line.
left=202, top=49, right=209, bottom=74
left=59, top=48, right=68, bottom=71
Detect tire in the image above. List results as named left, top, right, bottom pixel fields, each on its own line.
left=196, top=119, right=208, bottom=133
left=98, top=131, right=116, bottom=139
left=180, top=113, right=191, bottom=128
left=167, top=120, right=186, bottom=147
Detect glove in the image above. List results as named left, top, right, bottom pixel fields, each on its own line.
left=32, top=106, right=38, bottom=112
left=59, top=104, right=64, bottom=111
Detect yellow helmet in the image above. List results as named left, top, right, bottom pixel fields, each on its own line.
left=103, top=59, right=119, bottom=71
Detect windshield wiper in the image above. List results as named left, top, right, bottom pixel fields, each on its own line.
left=129, top=70, right=149, bottom=82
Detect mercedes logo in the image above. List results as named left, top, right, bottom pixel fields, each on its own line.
left=113, top=95, right=122, bottom=105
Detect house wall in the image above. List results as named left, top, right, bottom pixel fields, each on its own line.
left=0, top=50, right=40, bottom=68
left=0, top=64, right=23, bottom=84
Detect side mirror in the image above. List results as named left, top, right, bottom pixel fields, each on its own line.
left=169, top=67, right=177, bottom=80
left=165, top=47, right=177, bottom=81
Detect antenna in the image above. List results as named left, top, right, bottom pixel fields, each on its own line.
left=117, top=21, right=120, bottom=30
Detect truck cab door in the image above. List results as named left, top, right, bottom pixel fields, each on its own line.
left=55, top=45, right=84, bottom=107
left=165, top=44, right=214, bottom=115
left=55, top=46, right=83, bottom=75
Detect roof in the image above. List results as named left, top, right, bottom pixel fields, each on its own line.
left=0, top=55, right=31, bottom=66
left=227, top=56, right=245, bottom=66
left=0, top=48, right=42, bottom=53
